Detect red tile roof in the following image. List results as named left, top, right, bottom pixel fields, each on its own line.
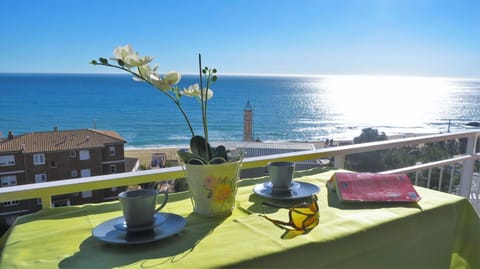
left=0, top=129, right=126, bottom=153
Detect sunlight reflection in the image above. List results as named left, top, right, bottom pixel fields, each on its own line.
left=320, top=75, right=455, bottom=128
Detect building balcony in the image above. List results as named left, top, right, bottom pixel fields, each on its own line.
left=1, top=131, right=479, bottom=214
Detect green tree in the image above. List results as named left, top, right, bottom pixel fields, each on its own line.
left=346, top=128, right=466, bottom=191
left=174, top=178, right=189, bottom=192
left=353, top=128, right=387, bottom=144
left=346, top=128, right=388, bottom=172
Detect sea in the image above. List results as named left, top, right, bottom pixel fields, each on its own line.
left=1, top=73, right=480, bottom=149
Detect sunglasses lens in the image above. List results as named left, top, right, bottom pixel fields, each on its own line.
left=291, top=206, right=318, bottom=229
left=262, top=196, right=319, bottom=232
left=304, top=213, right=319, bottom=229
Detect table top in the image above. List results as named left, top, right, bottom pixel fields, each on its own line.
left=1, top=168, right=479, bottom=269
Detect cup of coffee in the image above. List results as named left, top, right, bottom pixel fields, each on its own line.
left=268, top=162, right=295, bottom=190
left=118, top=189, right=168, bottom=228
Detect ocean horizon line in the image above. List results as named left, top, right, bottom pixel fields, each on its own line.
left=1, top=72, right=479, bottom=81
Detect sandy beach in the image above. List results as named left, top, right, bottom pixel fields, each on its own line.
left=125, top=147, right=181, bottom=168
left=124, top=133, right=434, bottom=168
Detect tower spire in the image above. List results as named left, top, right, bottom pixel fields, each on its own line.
left=243, top=100, right=253, bottom=141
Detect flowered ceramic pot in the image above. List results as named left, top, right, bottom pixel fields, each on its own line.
left=184, top=160, right=242, bottom=216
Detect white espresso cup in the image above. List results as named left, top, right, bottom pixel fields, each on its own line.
left=118, top=189, right=168, bottom=228
left=268, top=162, right=295, bottom=190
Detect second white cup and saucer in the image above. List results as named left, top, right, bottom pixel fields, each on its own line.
left=253, top=162, right=320, bottom=200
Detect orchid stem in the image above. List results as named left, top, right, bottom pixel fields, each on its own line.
left=198, top=54, right=210, bottom=158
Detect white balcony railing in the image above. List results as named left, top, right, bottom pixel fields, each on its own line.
left=1, top=131, right=479, bottom=213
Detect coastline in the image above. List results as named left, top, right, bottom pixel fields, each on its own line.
left=125, top=132, right=435, bottom=168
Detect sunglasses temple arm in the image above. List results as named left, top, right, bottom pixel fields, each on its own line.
left=261, top=215, right=292, bottom=226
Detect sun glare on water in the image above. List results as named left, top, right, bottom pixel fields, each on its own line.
left=320, top=75, right=454, bottom=128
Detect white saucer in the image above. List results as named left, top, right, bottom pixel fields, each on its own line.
left=92, top=212, right=186, bottom=245
left=263, top=181, right=301, bottom=191
left=253, top=181, right=320, bottom=200
left=113, top=213, right=166, bottom=232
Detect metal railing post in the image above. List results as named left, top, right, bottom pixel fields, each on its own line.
left=460, top=134, right=477, bottom=198
left=438, top=167, right=444, bottom=191
left=41, top=195, right=52, bottom=209
left=334, top=154, right=345, bottom=169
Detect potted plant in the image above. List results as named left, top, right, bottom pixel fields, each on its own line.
left=91, top=45, right=242, bottom=216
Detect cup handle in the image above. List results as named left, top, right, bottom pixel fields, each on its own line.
left=155, top=191, right=169, bottom=212
left=266, top=162, right=272, bottom=172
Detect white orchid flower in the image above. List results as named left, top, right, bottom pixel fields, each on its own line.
left=137, top=64, right=158, bottom=81
left=125, top=55, right=153, bottom=67
left=181, top=83, right=200, bottom=97
left=113, top=44, right=134, bottom=60
left=112, top=44, right=153, bottom=68
left=148, top=71, right=182, bottom=91
left=93, top=48, right=219, bottom=148
left=163, top=71, right=181, bottom=85
left=182, top=83, right=213, bottom=99
left=149, top=73, right=171, bottom=91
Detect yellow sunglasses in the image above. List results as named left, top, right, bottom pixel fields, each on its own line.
left=260, top=195, right=319, bottom=233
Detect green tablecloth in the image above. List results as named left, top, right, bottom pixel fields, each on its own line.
left=1, top=169, right=479, bottom=269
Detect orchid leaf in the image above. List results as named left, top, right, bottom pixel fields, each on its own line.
left=213, top=145, right=227, bottom=160
left=177, top=150, right=206, bottom=164
left=190, top=136, right=212, bottom=162
left=177, top=151, right=195, bottom=163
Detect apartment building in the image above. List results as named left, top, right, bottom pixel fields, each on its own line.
left=0, top=128, right=127, bottom=226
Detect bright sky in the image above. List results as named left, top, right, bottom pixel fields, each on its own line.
left=0, top=0, right=479, bottom=78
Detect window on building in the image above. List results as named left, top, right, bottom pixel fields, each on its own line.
left=80, top=169, right=91, bottom=177
left=79, top=150, right=90, bottom=160
left=110, top=164, right=117, bottom=173
left=50, top=161, right=57, bottom=168
left=3, top=200, right=19, bottom=207
left=33, top=153, right=45, bottom=165
left=82, top=191, right=93, bottom=198
left=52, top=199, right=70, bottom=207
left=80, top=169, right=93, bottom=198
left=71, top=170, right=78, bottom=177
left=0, top=155, right=15, bottom=166
left=69, top=151, right=77, bottom=158
left=109, top=146, right=116, bottom=156
left=1, top=175, right=17, bottom=187
left=35, top=173, right=47, bottom=183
